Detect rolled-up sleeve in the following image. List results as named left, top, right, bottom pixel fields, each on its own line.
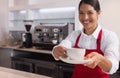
left=103, top=32, right=119, bottom=74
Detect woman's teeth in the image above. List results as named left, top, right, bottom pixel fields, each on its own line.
left=83, top=21, right=90, bottom=24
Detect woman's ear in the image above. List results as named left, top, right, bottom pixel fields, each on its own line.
left=98, top=10, right=101, bottom=16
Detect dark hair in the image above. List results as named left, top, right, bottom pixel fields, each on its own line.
left=78, top=0, right=101, bottom=12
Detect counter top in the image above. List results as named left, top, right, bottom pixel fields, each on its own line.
left=0, top=45, right=52, bottom=54
left=0, top=67, right=51, bottom=78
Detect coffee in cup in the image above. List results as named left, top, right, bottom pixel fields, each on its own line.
left=66, top=48, right=85, bottom=60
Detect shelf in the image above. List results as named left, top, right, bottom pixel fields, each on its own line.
left=8, top=19, right=24, bottom=21
left=32, top=18, right=75, bottom=20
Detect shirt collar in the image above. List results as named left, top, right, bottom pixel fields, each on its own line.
left=81, top=25, right=102, bottom=39
left=92, top=25, right=102, bottom=39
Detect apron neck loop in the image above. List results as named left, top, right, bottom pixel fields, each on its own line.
left=74, top=29, right=103, bottom=50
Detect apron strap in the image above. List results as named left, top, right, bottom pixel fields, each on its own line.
left=74, top=34, right=81, bottom=48
left=97, top=29, right=102, bottom=50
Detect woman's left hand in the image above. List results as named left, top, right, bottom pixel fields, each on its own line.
left=84, top=52, right=104, bottom=69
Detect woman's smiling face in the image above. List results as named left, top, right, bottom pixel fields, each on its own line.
left=79, top=3, right=101, bottom=31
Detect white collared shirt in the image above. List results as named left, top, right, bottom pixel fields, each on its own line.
left=59, top=25, right=119, bottom=74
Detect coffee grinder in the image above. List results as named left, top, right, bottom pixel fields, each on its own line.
left=22, top=20, right=33, bottom=48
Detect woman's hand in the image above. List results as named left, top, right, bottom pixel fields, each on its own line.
left=84, top=52, right=112, bottom=72
left=53, top=45, right=67, bottom=59
left=84, top=52, right=104, bottom=69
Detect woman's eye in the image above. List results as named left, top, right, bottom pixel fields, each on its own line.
left=88, top=12, right=93, bottom=14
left=79, top=12, right=84, bottom=14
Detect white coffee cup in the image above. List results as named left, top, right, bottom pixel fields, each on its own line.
left=66, top=48, right=86, bottom=60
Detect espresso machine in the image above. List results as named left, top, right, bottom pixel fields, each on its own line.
left=22, top=20, right=33, bottom=48
left=33, top=23, right=74, bottom=50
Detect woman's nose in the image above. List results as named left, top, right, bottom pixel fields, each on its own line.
left=83, top=14, right=89, bottom=20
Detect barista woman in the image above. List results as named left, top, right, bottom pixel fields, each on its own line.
left=52, top=0, right=119, bottom=78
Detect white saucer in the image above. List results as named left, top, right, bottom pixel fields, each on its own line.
left=60, top=56, right=91, bottom=64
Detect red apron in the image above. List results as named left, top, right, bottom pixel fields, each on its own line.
left=72, top=29, right=109, bottom=78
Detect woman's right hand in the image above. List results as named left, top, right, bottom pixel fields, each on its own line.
left=52, top=45, right=67, bottom=59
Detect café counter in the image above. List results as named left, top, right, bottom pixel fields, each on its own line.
left=0, top=45, right=52, bottom=54
left=0, top=66, right=51, bottom=78
left=0, top=45, right=119, bottom=78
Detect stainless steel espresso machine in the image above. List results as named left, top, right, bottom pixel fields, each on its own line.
left=33, top=23, right=74, bottom=50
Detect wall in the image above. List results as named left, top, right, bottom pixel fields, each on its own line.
left=100, top=0, right=120, bottom=59
left=9, top=0, right=76, bottom=10
left=8, top=0, right=76, bottom=31
left=75, top=0, right=120, bottom=59
left=29, top=0, right=76, bottom=8
left=99, top=0, right=120, bottom=40
left=0, top=0, right=8, bottom=45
